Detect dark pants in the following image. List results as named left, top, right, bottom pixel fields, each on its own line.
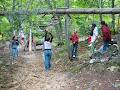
left=72, top=43, right=78, bottom=58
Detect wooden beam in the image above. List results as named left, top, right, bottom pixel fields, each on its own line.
left=0, top=8, right=120, bottom=16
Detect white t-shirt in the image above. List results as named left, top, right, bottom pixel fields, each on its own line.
left=91, top=27, right=98, bottom=43
left=44, top=41, right=52, bottom=49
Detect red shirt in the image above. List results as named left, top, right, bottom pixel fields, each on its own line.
left=88, top=35, right=91, bottom=44
left=70, top=32, right=79, bottom=43
left=101, top=25, right=111, bottom=41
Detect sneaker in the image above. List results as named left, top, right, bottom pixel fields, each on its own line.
left=73, top=55, right=75, bottom=58
left=100, top=59, right=106, bottom=62
left=88, top=44, right=92, bottom=47
left=89, top=59, right=96, bottom=64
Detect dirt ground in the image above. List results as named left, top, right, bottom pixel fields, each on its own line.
left=0, top=44, right=120, bottom=90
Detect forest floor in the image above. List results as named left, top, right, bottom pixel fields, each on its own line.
left=0, top=36, right=120, bottom=90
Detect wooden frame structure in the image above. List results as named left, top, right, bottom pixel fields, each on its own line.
left=0, top=0, right=120, bottom=58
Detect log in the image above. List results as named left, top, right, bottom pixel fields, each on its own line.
left=0, top=8, right=120, bottom=16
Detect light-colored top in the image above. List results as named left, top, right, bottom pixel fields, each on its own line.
left=91, top=27, right=98, bottom=43
left=44, top=41, right=52, bottom=49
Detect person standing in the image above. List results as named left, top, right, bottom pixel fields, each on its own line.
left=11, top=36, right=19, bottom=61
left=43, top=37, right=52, bottom=71
left=43, top=28, right=53, bottom=71
left=89, top=24, right=99, bottom=57
left=70, top=30, right=79, bottom=58
left=101, top=21, right=111, bottom=52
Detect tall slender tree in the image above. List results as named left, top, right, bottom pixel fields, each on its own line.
left=112, top=0, right=115, bottom=34
left=99, top=0, right=103, bottom=22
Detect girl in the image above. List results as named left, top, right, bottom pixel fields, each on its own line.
left=89, top=24, right=99, bottom=63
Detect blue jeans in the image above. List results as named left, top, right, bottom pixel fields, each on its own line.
left=103, top=41, right=109, bottom=52
left=11, top=44, right=19, bottom=60
left=12, top=48, right=18, bottom=59
left=44, top=50, right=52, bottom=71
left=17, top=46, right=19, bottom=56
left=72, top=43, right=78, bottom=57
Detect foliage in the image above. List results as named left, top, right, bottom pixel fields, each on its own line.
left=0, top=0, right=120, bottom=40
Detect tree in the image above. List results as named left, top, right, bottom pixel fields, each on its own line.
left=111, top=0, right=115, bottom=34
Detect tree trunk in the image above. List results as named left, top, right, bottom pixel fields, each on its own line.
left=112, top=0, right=115, bottom=34
left=64, top=0, right=71, bottom=59
left=12, top=0, right=16, bottom=11
left=29, top=25, right=32, bottom=52
left=46, top=0, right=52, bottom=9
left=99, top=0, right=103, bottom=22
left=58, top=16, right=63, bottom=41
left=1, top=8, right=120, bottom=15
left=118, top=14, right=120, bottom=32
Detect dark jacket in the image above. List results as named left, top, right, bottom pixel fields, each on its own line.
left=11, top=40, right=19, bottom=49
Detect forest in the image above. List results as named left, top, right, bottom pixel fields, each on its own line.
left=0, top=0, right=120, bottom=90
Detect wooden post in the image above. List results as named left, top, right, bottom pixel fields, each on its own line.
left=64, top=0, right=71, bottom=59
left=64, top=15, right=71, bottom=58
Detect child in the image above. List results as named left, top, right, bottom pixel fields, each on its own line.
left=43, top=37, right=52, bottom=71
left=11, top=36, right=19, bottom=60
left=70, top=31, right=79, bottom=58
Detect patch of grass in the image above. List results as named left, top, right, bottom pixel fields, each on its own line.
left=0, top=75, right=4, bottom=81
left=69, top=66, right=81, bottom=74
left=69, top=63, right=89, bottom=74
left=78, top=51, right=89, bottom=60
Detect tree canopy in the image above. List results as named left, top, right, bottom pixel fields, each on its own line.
left=0, top=0, right=120, bottom=40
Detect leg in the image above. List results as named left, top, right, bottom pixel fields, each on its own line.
left=89, top=42, right=95, bottom=59
left=12, top=49, right=16, bottom=60
left=91, top=42, right=95, bottom=54
left=103, top=41, right=109, bottom=52
left=14, top=48, right=18, bottom=60
left=74, top=43, right=78, bottom=57
left=48, top=50, right=52, bottom=69
left=44, top=50, right=50, bottom=71
left=17, top=46, right=19, bottom=57
left=72, top=44, right=76, bottom=57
